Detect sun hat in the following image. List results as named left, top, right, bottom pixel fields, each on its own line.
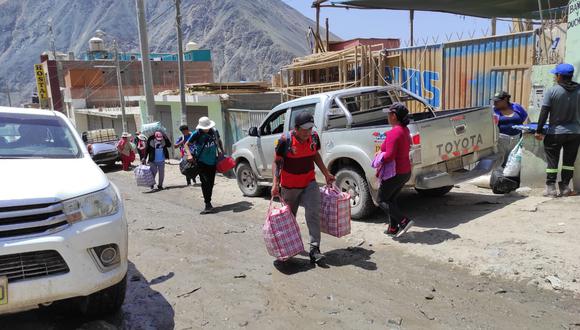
left=138, top=134, right=147, bottom=141
left=196, top=116, right=216, bottom=130
left=121, top=132, right=129, bottom=138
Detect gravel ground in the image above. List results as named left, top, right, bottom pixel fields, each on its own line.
left=1, top=162, right=579, bottom=329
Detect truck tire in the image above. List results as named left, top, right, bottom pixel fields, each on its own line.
left=79, top=275, right=126, bottom=317
left=335, top=167, right=374, bottom=220
left=415, top=185, right=454, bottom=197
left=236, top=162, right=264, bottom=197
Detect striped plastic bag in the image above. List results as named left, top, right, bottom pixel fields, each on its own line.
left=263, top=198, right=304, bottom=261
left=320, top=185, right=351, bottom=238
left=134, top=165, right=155, bottom=187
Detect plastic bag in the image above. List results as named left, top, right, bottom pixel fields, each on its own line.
left=134, top=165, right=155, bottom=187
left=320, top=185, right=351, bottom=238
left=503, top=138, right=523, bottom=177
left=140, top=122, right=167, bottom=138
left=262, top=198, right=304, bottom=261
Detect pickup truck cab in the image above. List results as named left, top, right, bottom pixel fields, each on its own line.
left=0, top=107, right=128, bottom=315
left=233, top=86, right=499, bottom=219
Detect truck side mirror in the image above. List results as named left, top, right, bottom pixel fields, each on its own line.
left=248, top=127, right=259, bottom=137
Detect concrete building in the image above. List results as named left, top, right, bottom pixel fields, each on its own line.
left=34, top=36, right=214, bottom=137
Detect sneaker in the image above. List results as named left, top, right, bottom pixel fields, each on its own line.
left=543, top=184, right=558, bottom=197
left=200, top=203, right=214, bottom=215
left=384, top=225, right=399, bottom=237
left=309, top=246, right=326, bottom=265
left=558, top=182, right=573, bottom=197
left=150, top=185, right=155, bottom=190
left=396, top=218, right=415, bottom=238
left=157, top=185, right=164, bottom=190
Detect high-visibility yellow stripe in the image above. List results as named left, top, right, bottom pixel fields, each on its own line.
left=562, top=166, right=575, bottom=171
left=546, top=168, right=559, bottom=173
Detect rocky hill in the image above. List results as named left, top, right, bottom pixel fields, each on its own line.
left=0, top=0, right=331, bottom=106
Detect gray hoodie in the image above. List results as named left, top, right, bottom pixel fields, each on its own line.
left=537, top=80, right=580, bottom=135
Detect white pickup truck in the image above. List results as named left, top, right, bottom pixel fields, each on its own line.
left=233, top=86, right=499, bottom=219
left=0, top=107, right=128, bottom=316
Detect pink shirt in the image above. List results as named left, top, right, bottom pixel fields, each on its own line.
left=380, top=125, right=412, bottom=174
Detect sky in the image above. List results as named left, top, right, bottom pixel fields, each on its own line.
left=282, top=0, right=512, bottom=45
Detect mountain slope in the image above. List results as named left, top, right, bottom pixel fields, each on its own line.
left=0, top=0, right=331, bottom=106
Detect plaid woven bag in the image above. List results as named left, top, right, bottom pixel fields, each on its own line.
left=320, top=185, right=351, bottom=238
left=134, top=165, right=155, bottom=187
left=263, top=198, right=304, bottom=261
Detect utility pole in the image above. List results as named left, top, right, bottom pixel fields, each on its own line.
left=48, top=19, right=57, bottom=59
left=410, top=10, right=415, bottom=46
left=136, top=0, right=156, bottom=122
left=175, top=0, right=187, bottom=125
left=491, top=17, right=497, bottom=36
left=114, top=40, right=128, bottom=133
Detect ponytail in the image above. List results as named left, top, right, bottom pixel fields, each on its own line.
left=398, top=114, right=411, bottom=127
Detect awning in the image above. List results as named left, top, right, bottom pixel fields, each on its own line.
left=325, top=0, right=569, bottom=19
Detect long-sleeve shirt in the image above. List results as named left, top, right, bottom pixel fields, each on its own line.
left=381, top=125, right=411, bottom=175
left=493, top=102, right=528, bottom=136
left=537, top=81, right=580, bottom=135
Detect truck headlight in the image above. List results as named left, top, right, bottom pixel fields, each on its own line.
left=63, top=185, right=120, bottom=223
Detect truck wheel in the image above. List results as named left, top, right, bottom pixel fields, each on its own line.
left=79, top=275, right=126, bottom=316
left=415, top=185, right=454, bottom=197
left=236, top=162, right=263, bottom=197
left=335, top=167, right=374, bottom=220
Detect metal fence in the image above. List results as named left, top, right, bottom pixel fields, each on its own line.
left=222, top=108, right=269, bottom=153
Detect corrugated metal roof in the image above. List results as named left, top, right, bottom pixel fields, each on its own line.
left=327, top=0, right=568, bottom=19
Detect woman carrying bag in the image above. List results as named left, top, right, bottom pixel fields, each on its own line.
left=379, top=103, right=414, bottom=238
left=185, top=117, right=225, bottom=214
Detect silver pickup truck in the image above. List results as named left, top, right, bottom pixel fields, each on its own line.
left=232, top=86, right=499, bottom=219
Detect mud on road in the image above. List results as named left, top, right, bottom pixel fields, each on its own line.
left=1, top=163, right=579, bottom=329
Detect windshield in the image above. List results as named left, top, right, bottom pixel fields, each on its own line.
left=0, top=113, right=83, bottom=159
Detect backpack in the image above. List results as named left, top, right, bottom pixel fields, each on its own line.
left=278, top=131, right=320, bottom=158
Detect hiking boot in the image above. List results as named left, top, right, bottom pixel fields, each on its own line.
left=558, top=182, right=573, bottom=197
left=309, top=246, right=326, bottom=265
left=396, top=218, right=415, bottom=238
left=200, top=203, right=215, bottom=215
left=384, top=225, right=399, bottom=237
left=543, top=184, right=558, bottom=197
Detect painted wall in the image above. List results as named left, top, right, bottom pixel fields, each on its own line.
left=384, top=32, right=535, bottom=112
left=566, top=0, right=580, bottom=80
left=521, top=3, right=580, bottom=190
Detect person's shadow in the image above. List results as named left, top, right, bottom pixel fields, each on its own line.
left=324, top=247, right=377, bottom=270
left=272, top=247, right=377, bottom=275
left=212, top=201, right=253, bottom=213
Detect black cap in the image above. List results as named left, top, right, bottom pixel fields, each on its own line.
left=492, top=91, right=511, bottom=102
left=295, top=111, right=314, bottom=129
left=383, top=102, right=409, bottom=119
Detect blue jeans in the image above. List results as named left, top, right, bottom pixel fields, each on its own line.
left=149, top=162, right=165, bottom=187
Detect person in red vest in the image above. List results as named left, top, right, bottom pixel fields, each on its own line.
left=271, top=112, right=335, bottom=265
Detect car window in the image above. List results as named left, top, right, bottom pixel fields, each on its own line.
left=289, top=104, right=317, bottom=128
left=260, top=109, right=286, bottom=136
left=0, top=114, right=82, bottom=159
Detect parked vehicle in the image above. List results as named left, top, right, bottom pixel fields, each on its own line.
left=82, top=129, right=120, bottom=167
left=233, top=86, right=500, bottom=219
left=0, top=107, right=128, bottom=316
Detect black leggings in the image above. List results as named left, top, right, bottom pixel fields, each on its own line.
left=543, top=134, right=580, bottom=185
left=198, top=162, right=217, bottom=204
left=378, top=173, right=411, bottom=227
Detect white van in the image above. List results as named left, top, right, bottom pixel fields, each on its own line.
left=0, top=107, right=128, bottom=315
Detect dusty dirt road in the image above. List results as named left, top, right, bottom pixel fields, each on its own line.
left=1, top=162, right=579, bottom=329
